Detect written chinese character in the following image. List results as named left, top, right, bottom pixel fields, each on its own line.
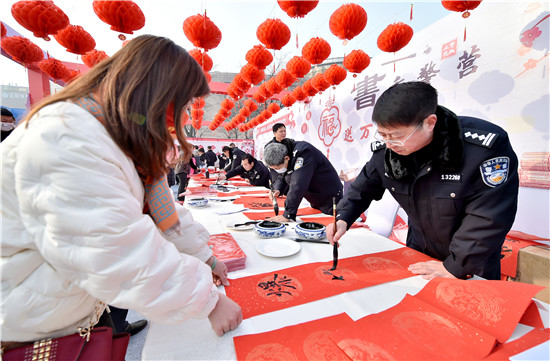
left=359, top=124, right=374, bottom=140
left=441, top=39, right=457, bottom=60
left=257, top=274, right=296, bottom=297
left=344, top=126, right=354, bottom=142
left=418, top=61, right=440, bottom=83
left=353, top=74, right=386, bottom=111
left=458, top=45, right=481, bottom=79
left=322, top=268, right=345, bottom=281
left=319, top=107, right=341, bottom=147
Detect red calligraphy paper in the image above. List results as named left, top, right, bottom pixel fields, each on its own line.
left=216, top=190, right=270, bottom=197
left=227, top=181, right=252, bottom=187
left=207, top=233, right=246, bottom=272
left=243, top=207, right=322, bottom=220
left=413, top=278, right=545, bottom=343
left=330, top=294, right=497, bottom=360
left=501, top=231, right=550, bottom=278
left=183, top=186, right=217, bottom=197
left=233, top=313, right=353, bottom=361
left=233, top=196, right=285, bottom=210
left=225, top=247, right=434, bottom=318
left=484, top=328, right=550, bottom=360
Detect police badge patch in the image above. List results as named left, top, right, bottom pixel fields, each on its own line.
left=294, top=157, right=304, bottom=170
left=480, top=157, right=510, bottom=187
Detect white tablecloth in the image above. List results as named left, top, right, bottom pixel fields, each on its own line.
left=142, top=185, right=549, bottom=360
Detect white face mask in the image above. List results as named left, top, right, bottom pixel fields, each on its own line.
left=275, top=167, right=287, bottom=174
left=1, top=122, right=14, bottom=131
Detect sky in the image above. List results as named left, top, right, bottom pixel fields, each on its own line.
left=1, top=0, right=453, bottom=87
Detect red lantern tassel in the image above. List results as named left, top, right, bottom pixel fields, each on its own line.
left=410, top=3, right=413, bottom=21
left=464, top=25, right=467, bottom=41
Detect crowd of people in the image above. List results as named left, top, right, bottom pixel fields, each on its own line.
left=2, top=34, right=519, bottom=356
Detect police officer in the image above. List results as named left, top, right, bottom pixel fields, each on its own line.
left=264, top=141, right=343, bottom=222
left=328, top=81, right=519, bottom=280
left=222, top=145, right=246, bottom=172
left=218, top=154, right=270, bottom=188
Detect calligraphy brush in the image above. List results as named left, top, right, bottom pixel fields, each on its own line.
left=269, top=179, right=279, bottom=216
left=330, top=197, right=338, bottom=271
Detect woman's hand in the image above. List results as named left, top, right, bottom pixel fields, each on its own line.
left=208, top=256, right=229, bottom=286
left=208, top=293, right=243, bottom=336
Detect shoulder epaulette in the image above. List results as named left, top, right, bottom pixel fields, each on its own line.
left=463, top=128, right=499, bottom=148
left=371, top=141, right=386, bottom=152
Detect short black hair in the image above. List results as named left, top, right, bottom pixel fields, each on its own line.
left=1, top=107, right=14, bottom=118
left=372, top=81, right=438, bottom=128
left=242, top=153, right=256, bottom=164
left=229, top=142, right=236, bottom=147
left=272, top=123, right=285, bottom=133
left=198, top=148, right=205, bottom=153
left=207, top=145, right=212, bottom=150
left=222, top=146, right=231, bottom=152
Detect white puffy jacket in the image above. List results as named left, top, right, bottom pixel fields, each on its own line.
left=1, top=102, right=218, bottom=342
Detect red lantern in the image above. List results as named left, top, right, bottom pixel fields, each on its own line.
left=302, top=79, right=318, bottom=97
left=1, top=36, right=43, bottom=64
left=183, top=13, right=222, bottom=51
left=281, top=93, right=296, bottom=107
left=323, top=64, right=347, bottom=86
left=38, top=57, right=71, bottom=80
left=312, top=73, right=330, bottom=92
left=285, top=56, right=311, bottom=78
left=192, top=119, right=202, bottom=130
left=192, top=98, right=205, bottom=109
left=203, top=71, right=212, bottom=83
left=377, top=22, right=414, bottom=53
left=220, top=98, right=234, bottom=111
left=277, top=1, right=319, bottom=18
left=92, top=0, right=145, bottom=41
left=82, top=49, right=109, bottom=68
left=191, top=109, right=204, bottom=119
left=343, top=49, right=370, bottom=76
left=245, top=45, right=273, bottom=70
left=275, top=69, right=296, bottom=89
left=265, top=77, right=283, bottom=95
left=267, top=103, right=281, bottom=114
left=11, top=1, right=69, bottom=41
left=244, top=99, right=258, bottom=112
left=292, top=86, right=307, bottom=101
left=256, top=83, right=273, bottom=99
left=441, top=1, right=482, bottom=17
left=329, top=3, right=367, bottom=41
left=239, top=107, right=251, bottom=118
left=229, top=74, right=248, bottom=92
left=261, top=109, right=273, bottom=119
left=253, top=92, right=268, bottom=103
left=1, top=22, right=7, bottom=38
left=54, top=25, right=95, bottom=55
left=62, top=69, right=80, bottom=83
left=188, top=49, right=213, bottom=72
left=302, top=37, right=331, bottom=65
left=256, top=18, right=291, bottom=50
left=240, top=63, right=265, bottom=85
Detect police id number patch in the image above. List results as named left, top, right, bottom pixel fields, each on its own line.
left=480, top=157, right=510, bottom=187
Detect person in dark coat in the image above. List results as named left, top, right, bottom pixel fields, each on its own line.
left=1, top=107, right=16, bottom=142
left=218, top=154, right=270, bottom=188
left=218, top=152, right=228, bottom=170
left=223, top=145, right=246, bottom=172
left=264, top=141, right=343, bottom=222
left=264, top=123, right=296, bottom=195
left=206, top=146, right=217, bottom=168
left=328, top=81, right=519, bottom=280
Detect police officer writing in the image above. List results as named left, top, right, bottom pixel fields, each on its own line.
left=327, top=81, right=519, bottom=280
left=264, top=141, right=343, bottom=223
left=222, top=145, right=246, bottom=172
left=218, top=154, right=270, bottom=188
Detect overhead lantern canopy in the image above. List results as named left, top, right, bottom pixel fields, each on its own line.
left=329, top=3, right=367, bottom=43
left=93, top=0, right=145, bottom=41
left=11, top=0, right=69, bottom=41
left=54, top=24, right=96, bottom=55
left=183, top=13, right=222, bottom=51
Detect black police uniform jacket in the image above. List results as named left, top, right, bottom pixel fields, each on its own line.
left=226, top=161, right=271, bottom=188
left=336, top=106, right=519, bottom=280
left=273, top=141, right=343, bottom=220
left=206, top=150, right=217, bottom=167
left=224, top=147, right=246, bottom=172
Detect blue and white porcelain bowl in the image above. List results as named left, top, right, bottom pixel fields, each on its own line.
left=254, top=221, right=286, bottom=238
left=187, top=197, right=209, bottom=207
left=295, top=222, right=326, bottom=240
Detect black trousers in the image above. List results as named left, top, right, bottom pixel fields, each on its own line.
left=176, top=173, right=189, bottom=201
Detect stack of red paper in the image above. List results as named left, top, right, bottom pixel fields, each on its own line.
left=208, top=233, right=247, bottom=272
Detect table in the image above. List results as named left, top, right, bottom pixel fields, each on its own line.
left=142, top=184, right=549, bottom=360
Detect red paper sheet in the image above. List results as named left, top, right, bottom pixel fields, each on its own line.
left=233, top=196, right=285, bottom=210
left=484, top=328, right=550, bottom=360
left=330, top=294, right=497, bottom=360
left=413, top=278, right=545, bottom=343
left=243, top=207, right=322, bottom=220
left=501, top=237, right=541, bottom=278
left=183, top=186, right=217, bottom=197
left=225, top=247, right=434, bottom=319
left=216, top=190, right=270, bottom=197
left=207, top=233, right=247, bottom=272
left=234, top=313, right=353, bottom=361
